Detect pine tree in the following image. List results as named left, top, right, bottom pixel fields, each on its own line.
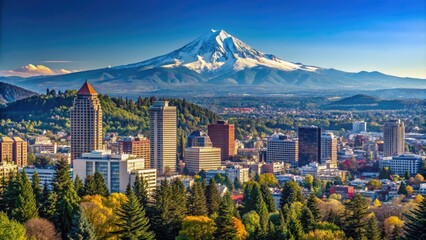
left=84, top=174, right=97, bottom=195
left=205, top=178, right=220, bottom=216
left=403, top=196, right=426, bottom=240
left=366, top=215, right=381, bottom=240
left=39, top=180, right=53, bottom=218
left=170, top=178, right=188, bottom=234
left=342, top=194, right=369, bottom=240
left=242, top=182, right=256, bottom=215
left=398, top=182, right=408, bottom=195
left=68, top=209, right=97, bottom=240
left=2, top=172, right=21, bottom=217
left=113, top=189, right=155, bottom=240
left=287, top=210, right=304, bottom=240
left=133, top=174, right=149, bottom=209
left=31, top=171, right=43, bottom=210
left=74, top=175, right=85, bottom=197
left=280, top=180, right=303, bottom=209
left=276, top=210, right=288, bottom=239
left=94, top=172, right=109, bottom=196
left=150, top=179, right=177, bottom=240
left=260, top=184, right=276, bottom=212
left=307, top=193, right=321, bottom=221
left=224, top=175, right=234, bottom=192
left=52, top=159, right=80, bottom=239
left=234, top=176, right=242, bottom=190
left=251, top=183, right=269, bottom=235
left=187, top=182, right=208, bottom=216
left=300, top=206, right=316, bottom=233
left=215, top=192, right=238, bottom=239
left=12, top=171, right=39, bottom=222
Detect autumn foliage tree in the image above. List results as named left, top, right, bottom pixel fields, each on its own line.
left=24, top=218, right=60, bottom=240
left=177, top=216, right=216, bottom=240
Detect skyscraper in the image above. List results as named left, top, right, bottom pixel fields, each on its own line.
left=352, top=121, right=367, bottom=133
left=383, top=120, right=405, bottom=157
left=266, top=133, right=298, bottom=164
left=0, top=136, right=27, bottom=167
left=298, top=126, right=321, bottom=167
left=70, top=81, right=103, bottom=163
left=321, top=132, right=337, bottom=164
left=150, top=101, right=177, bottom=175
left=208, top=120, right=236, bottom=161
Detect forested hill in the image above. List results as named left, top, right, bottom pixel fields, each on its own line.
left=0, top=82, right=38, bottom=105
left=0, top=90, right=219, bottom=145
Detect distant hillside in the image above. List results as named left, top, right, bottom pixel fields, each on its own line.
left=0, top=82, right=38, bottom=104
left=0, top=91, right=219, bottom=150
left=324, top=94, right=425, bottom=110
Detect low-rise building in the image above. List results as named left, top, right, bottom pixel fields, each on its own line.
left=379, top=154, right=424, bottom=175
left=0, top=163, right=18, bottom=187
left=330, top=185, right=355, bottom=199
left=226, top=165, right=250, bottom=183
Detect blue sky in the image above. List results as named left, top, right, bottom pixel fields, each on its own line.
left=1, top=0, right=425, bottom=78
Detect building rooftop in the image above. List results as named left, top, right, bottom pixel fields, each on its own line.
left=77, top=81, right=98, bottom=95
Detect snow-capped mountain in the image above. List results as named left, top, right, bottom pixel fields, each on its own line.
left=3, top=29, right=426, bottom=95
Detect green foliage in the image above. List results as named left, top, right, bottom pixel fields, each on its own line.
left=300, top=206, right=316, bottom=233
left=365, top=216, right=381, bottom=240
left=341, top=194, right=370, bottom=240
left=74, top=175, right=85, bottom=198
left=0, top=212, right=26, bottom=240
left=403, top=196, right=426, bottom=240
left=177, top=216, right=216, bottom=240
left=205, top=178, right=220, bottom=216
left=187, top=182, right=208, bottom=216
left=379, top=167, right=393, bottom=180
left=234, top=176, right=242, bottom=190
left=215, top=192, right=238, bottom=239
left=260, top=184, right=276, bottom=213
left=242, top=211, right=260, bottom=237
left=84, top=174, right=97, bottom=195
left=280, top=180, right=303, bottom=208
left=2, top=172, right=21, bottom=217
left=13, top=171, right=39, bottom=222
left=398, top=182, right=408, bottom=195
left=113, top=189, right=154, bottom=240
left=307, top=193, right=321, bottom=221
left=68, top=209, right=97, bottom=240
left=133, top=174, right=149, bottom=209
left=31, top=171, right=43, bottom=210
left=94, top=172, right=109, bottom=196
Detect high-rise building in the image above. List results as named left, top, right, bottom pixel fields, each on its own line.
left=352, top=121, right=367, bottom=133
left=70, top=81, right=103, bottom=163
left=383, top=120, right=405, bottom=157
left=150, top=101, right=177, bottom=175
left=184, top=147, right=221, bottom=174
left=0, top=137, right=27, bottom=167
left=321, top=132, right=337, bottom=163
left=186, top=130, right=212, bottom=148
left=208, top=120, right=236, bottom=161
left=298, top=126, right=321, bottom=167
left=118, top=136, right=150, bottom=169
left=266, top=133, right=298, bottom=164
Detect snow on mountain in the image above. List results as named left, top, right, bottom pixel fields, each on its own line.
left=115, top=29, right=319, bottom=73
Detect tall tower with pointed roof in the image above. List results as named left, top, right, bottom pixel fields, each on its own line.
left=70, top=81, right=103, bottom=163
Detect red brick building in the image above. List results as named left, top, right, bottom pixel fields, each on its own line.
left=208, top=120, right=236, bottom=161
left=330, top=185, right=355, bottom=199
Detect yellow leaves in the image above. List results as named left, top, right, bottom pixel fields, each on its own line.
left=406, top=186, right=414, bottom=195
left=415, top=194, right=424, bottom=203
left=303, top=229, right=346, bottom=240
left=233, top=217, right=249, bottom=240
left=414, top=174, right=424, bottom=184
left=178, top=216, right=216, bottom=240
left=383, top=216, right=404, bottom=236
left=373, top=198, right=381, bottom=207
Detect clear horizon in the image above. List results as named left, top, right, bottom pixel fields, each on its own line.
left=1, top=0, right=425, bottom=79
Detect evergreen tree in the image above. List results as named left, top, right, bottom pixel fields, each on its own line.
left=74, top=175, right=85, bottom=197
left=251, top=183, right=269, bottom=235
left=404, top=171, right=411, bottom=180
left=326, top=209, right=341, bottom=227
left=12, top=171, right=38, bottom=222
left=94, top=172, right=109, bottom=196
left=84, top=174, right=97, bottom=195
left=403, top=196, right=426, bottom=240
left=234, top=176, right=242, bottom=190
left=215, top=192, right=238, bottom=239
left=113, top=189, right=155, bottom=240
left=2, top=172, right=21, bottom=217
left=52, top=159, right=80, bottom=239
left=398, top=182, right=408, bottom=195
left=187, top=182, right=208, bottom=216
left=276, top=210, right=288, bottom=239
left=133, top=174, right=149, bottom=209
left=280, top=180, right=303, bottom=208
left=39, top=180, right=53, bottom=218
left=31, top=171, right=43, bottom=210
left=170, top=178, right=188, bottom=232
left=68, top=209, right=97, bottom=240
left=341, top=194, right=369, bottom=240
left=242, top=182, right=256, bottom=215
left=287, top=209, right=304, bottom=240
left=300, top=206, right=316, bottom=233
left=224, top=175, right=234, bottom=192
left=307, top=193, right=321, bottom=221
left=366, top=215, right=381, bottom=240
left=260, top=184, right=276, bottom=212
left=205, top=178, right=220, bottom=216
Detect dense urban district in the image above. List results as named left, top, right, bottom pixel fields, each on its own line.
left=0, top=81, right=425, bottom=240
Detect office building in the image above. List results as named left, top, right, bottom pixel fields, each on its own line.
left=0, top=137, right=27, bottom=167
left=70, top=81, right=103, bottom=163
left=150, top=101, right=177, bottom=175
left=379, top=154, right=423, bottom=175
left=383, top=120, right=405, bottom=157
left=184, top=147, right=221, bottom=174
left=22, top=166, right=65, bottom=190
left=226, top=165, right=250, bottom=183
left=73, top=150, right=146, bottom=193
left=118, top=136, right=150, bottom=169
left=352, top=121, right=367, bottom=133
left=186, top=130, right=212, bottom=148
left=266, top=134, right=298, bottom=164
left=208, top=120, right=236, bottom=161
left=321, top=132, right=337, bottom=163
left=298, top=126, right=321, bottom=167
left=29, top=136, right=57, bottom=154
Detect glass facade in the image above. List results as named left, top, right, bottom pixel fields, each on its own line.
left=95, top=161, right=108, bottom=184
left=298, top=126, right=321, bottom=167
left=86, top=162, right=93, bottom=176
left=110, top=162, right=120, bottom=193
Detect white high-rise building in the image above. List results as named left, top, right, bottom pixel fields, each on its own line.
left=266, top=134, right=298, bottom=164
left=352, top=121, right=367, bottom=133
left=150, top=101, right=177, bottom=176
left=321, top=132, right=337, bottom=163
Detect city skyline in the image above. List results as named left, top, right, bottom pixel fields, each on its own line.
left=1, top=0, right=425, bottom=78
